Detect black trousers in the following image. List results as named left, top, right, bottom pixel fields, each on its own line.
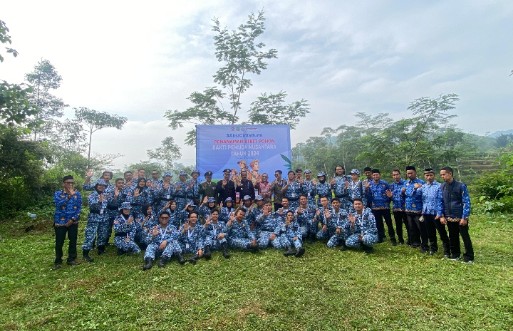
left=54, top=223, right=78, bottom=264
left=392, top=210, right=408, bottom=243
left=447, top=221, right=474, bottom=260
left=406, top=213, right=422, bottom=247
left=423, top=214, right=450, bottom=254
left=372, top=209, right=396, bottom=242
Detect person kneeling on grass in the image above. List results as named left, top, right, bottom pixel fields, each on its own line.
left=143, top=211, right=184, bottom=270
left=113, top=202, right=141, bottom=255
left=178, top=211, right=205, bottom=264
left=344, top=198, right=378, bottom=253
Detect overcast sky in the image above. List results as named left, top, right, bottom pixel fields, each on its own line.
left=2, top=0, right=512, bottom=170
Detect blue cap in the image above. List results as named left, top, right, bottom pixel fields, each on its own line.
left=224, top=197, right=233, bottom=202
left=317, top=172, right=326, bottom=177
left=350, top=169, right=360, bottom=175
left=163, top=172, right=173, bottom=177
left=95, top=179, right=108, bottom=186
left=243, top=195, right=252, bottom=201
left=179, top=171, right=187, bottom=176
left=119, top=202, right=132, bottom=210
left=207, top=197, right=216, bottom=203
left=255, top=195, right=263, bottom=201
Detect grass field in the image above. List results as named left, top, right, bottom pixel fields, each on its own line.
left=1, top=214, right=512, bottom=330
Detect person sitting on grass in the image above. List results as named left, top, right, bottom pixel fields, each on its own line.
left=202, top=209, right=230, bottom=259
left=280, top=210, right=305, bottom=257
left=143, top=211, right=184, bottom=270
left=113, top=202, right=141, bottom=255
left=344, top=198, right=378, bottom=253
left=178, top=211, right=205, bottom=264
left=226, top=208, right=258, bottom=252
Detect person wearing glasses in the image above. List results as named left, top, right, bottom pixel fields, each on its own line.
left=53, top=175, right=82, bottom=269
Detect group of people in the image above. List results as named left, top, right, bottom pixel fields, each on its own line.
left=52, top=164, right=474, bottom=270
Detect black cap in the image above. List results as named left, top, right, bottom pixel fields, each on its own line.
left=363, top=167, right=372, bottom=172
left=62, top=175, right=74, bottom=182
left=204, top=171, right=213, bottom=176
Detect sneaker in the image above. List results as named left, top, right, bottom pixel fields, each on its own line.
left=429, top=250, right=437, bottom=256
left=443, top=254, right=450, bottom=259
left=449, top=256, right=460, bottom=261
left=52, top=263, right=62, bottom=270
left=462, top=257, right=474, bottom=264
left=66, top=260, right=79, bottom=266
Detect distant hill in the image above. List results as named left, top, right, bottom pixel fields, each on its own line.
left=487, top=130, right=513, bottom=138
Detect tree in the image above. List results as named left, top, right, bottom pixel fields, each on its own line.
left=147, top=136, right=182, bottom=170
left=74, top=107, right=127, bottom=167
left=25, top=59, right=67, bottom=140
left=0, top=20, right=18, bottom=62
left=165, top=10, right=309, bottom=145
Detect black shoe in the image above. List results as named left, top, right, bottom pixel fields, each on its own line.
left=362, top=244, right=374, bottom=254
left=283, top=248, right=296, bottom=257
left=295, top=247, right=305, bottom=257
left=462, top=256, right=474, bottom=264
left=204, top=246, right=212, bottom=260
left=177, top=254, right=186, bottom=265
left=398, top=239, right=405, bottom=245
left=83, top=250, right=94, bottom=262
left=391, top=239, right=397, bottom=246
left=117, top=248, right=125, bottom=256
left=377, top=238, right=384, bottom=243
left=420, top=248, right=429, bottom=254
left=339, top=244, right=347, bottom=251
left=97, top=245, right=106, bottom=255
left=188, top=256, right=197, bottom=265
left=143, top=258, right=153, bottom=270
left=158, top=257, right=168, bottom=268
left=52, top=263, right=62, bottom=270
left=449, top=255, right=460, bottom=261
left=429, top=250, right=438, bottom=256
left=66, top=260, right=78, bottom=266
left=221, top=243, right=230, bottom=259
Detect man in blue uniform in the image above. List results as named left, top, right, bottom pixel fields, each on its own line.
left=283, top=170, right=302, bottom=210
left=345, top=198, right=378, bottom=253
left=53, top=175, right=82, bottom=269
left=387, top=169, right=408, bottom=244
left=367, top=169, right=395, bottom=245
left=403, top=166, right=425, bottom=250
left=420, top=168, right=450, bottom=256
left=82, top=179, right=109, bottom=262
left=143, top=211, right=184, bottom=270
left=439, top=166, right=474, bottom=263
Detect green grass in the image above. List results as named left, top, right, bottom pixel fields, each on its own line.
left=1, top=214, right=512, bottom=330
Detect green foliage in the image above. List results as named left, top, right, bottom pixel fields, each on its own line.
left=473, top=146, right=513, bottom=213
left=0, top=214, right=512, bottom=329
left=0, top=81, right=36, bottom=126
left=0, top=127, right=49, bottom=217
left=147, top=136, right=182, bottom=170
left=0, top=19, right=19, bottom=62
left=24, top=59, right=67, bottom=140
left=75, top=107, right=127, bottom=166
left=165, top=11, right=309, bottom=145
left=248, top=91, right=309, bottom=129
left=294, top=94, right=478, bottom=176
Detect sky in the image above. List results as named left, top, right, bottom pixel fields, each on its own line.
left=2, top=0, right=512, bottom=170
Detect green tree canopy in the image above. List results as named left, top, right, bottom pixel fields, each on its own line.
left=165, top=10, right=309, bottom=145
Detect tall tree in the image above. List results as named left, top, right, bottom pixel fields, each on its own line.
left=74, top=107, right=127, bottom=167
left=165, top=10, right=309, bottom=145
left=147, top=136, right=182, bottom=170
left=25, top=59, right=67, bottom=140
